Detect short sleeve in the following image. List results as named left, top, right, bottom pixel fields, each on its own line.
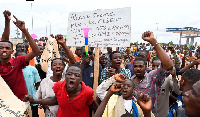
left=86, top=89, right=94, bottom=105
left=36, top=85, right=42, bottom=99
left=32, top=67, right=41, bottom=83
left=16, top=55, right=28, bottom=67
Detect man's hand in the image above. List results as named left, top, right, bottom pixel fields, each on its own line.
left=114, top=73, right=127, bottom=82
left=142, top=31, right=157, bottom=45
left=109, top=83, right=123, bottom=94
left=24, top=94, right=34, bottom=103
left=13, top=15, right=26, bottom=31
left=137, top=92, right=152, bottom=114
left=3, top=10, right=11, bottom=20
left=55, top=34, right=65, bottom=45
left=106, top=67, right=116, bottom=78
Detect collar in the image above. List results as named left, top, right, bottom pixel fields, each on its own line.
left=131, top=72, right=148, bottom=80
left=0, top=57, right=15, bottom=65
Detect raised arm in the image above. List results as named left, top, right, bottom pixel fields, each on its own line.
left=55, top=34, right=75, bottom=66
left=142, top=31, right=173, bottom=70
left=13, top=15, right=40, bottom=62
left=24, top=94, right=58, bottom=105
left=2, top=10, right=11, bottom=40
left=180, top=59, right=200, bottom=72
left=94, top=83, right=123, bottom=117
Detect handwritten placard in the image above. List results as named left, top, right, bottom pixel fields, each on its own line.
left=0, top=76, right=31, bottom=117
left=66, top=7, right=131, bottom=47
left=40, top=37, right=60, bottom=72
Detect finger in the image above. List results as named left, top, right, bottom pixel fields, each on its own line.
left=13, top=15, right=18, bottom=20
left=115, top=83, right=122, bottom=89
left=12, top=20, right=16, bottom=25
left=138, top=91, right=144, bottom=100
left=21, top=21, right=25, bottom=25
left=7, top=11, right=11, bottom=16
left=143, top=94, right=148, bottom=102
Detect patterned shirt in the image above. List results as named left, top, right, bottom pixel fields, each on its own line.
left=100, top=67, right=131, bottom=83
left=131, top=65, right=173, bottom=116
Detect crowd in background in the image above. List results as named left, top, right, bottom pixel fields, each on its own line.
left=1, top=10, right=200, bottom=117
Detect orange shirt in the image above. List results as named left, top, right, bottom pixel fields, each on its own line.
left=75, top=55, right=82, bottom=62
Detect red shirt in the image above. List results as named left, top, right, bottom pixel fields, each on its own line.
left=0, top=55, right=28, bottom=101
left=53, top=81, right=93, bottom=117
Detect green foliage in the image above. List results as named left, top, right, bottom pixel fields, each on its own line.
left=168, top=41, right=174, bottom=46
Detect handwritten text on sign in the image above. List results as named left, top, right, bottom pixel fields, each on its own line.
left=67, top=7, right=131, bottom=47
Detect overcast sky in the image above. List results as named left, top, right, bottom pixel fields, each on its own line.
left=0, top=0, right=200, bottom=45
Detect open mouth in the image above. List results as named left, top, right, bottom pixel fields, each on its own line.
left=122, top=90, right=128, bottom=95
left=136, top=71, right=141, bottom=75
left=56, top=69, right=61, bottom=73
left=69, top=81, right=75, bottom=88
left=2, top=53, right=7, bottom=56
left=116, top=62, right=121, bottom=66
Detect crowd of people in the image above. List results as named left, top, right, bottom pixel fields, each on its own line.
left=1, top=10, right=200, bottom=117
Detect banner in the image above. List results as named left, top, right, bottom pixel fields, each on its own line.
left=40, top=37, right=60, bottom=72
left=0, top=76, right=31, bottom=117
left=67, top=7, right=131, bottom=47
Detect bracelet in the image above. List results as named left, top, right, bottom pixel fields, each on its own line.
left=152, top=42, right=159, bottom=47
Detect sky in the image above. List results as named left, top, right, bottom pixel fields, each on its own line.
left=0, top=0, right=200, bottom=45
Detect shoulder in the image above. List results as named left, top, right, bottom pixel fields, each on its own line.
left=27, top=65, right=37, bottom=70
left=40, top=77, right=51, bottom=85
left=53, top=81, right=66, bottom=92
left=14, top=55, right=26, bottom=60
left=126, top=63, right=133, bottom=67
left=54, top=81, right=65, bottom=87
left=82, top=82, right=93, bottom=94
left=121, top=68, right=131, bottom=74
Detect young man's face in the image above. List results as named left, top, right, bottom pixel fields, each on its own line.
left=137, top=52, right=147, bottom=60
left=65, top=66, right=82, bottom=92
left=0, top=42, right=13, bottom=59
left=183, top=88, right=200, bottom=117
left=16, top=43, right=26, bottom=52
left=107, top=47, right=112, bottom=53
left=133, top=61, right=146, bottom=78
left=99, top=55, right=108, bottom=67
left=110, top=53, right=122, bottom=69
left=38, top=46, right=44, bottom=56
left=75, top=47, right=81, bottom=57
left=51, top=59, right=65, bottom=76
left=121, top=80, right=134, bottom=100
left=152, top=60, right=161, bottom=70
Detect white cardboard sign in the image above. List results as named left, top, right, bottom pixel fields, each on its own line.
left=66, top=7, right=131, bottom=47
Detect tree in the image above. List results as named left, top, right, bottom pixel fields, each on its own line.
left=168, top=41, right=174, bottom=46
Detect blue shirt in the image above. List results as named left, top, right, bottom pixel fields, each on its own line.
left=76, top=61, right=102, bottom=88
left=23, top=65, right=41, bottom=106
